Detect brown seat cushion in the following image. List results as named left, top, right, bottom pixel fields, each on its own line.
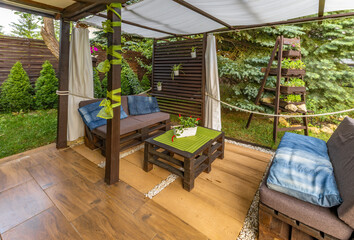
left=327, top=117, right=354, bottom=229
left=131, top=112, right=170, bottom=126
left=260, top=181, right=353, bottom=240
left=92, top=116, right=145, bottom=137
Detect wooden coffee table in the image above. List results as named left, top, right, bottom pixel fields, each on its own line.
left=143, top=127, right=224, bottom=191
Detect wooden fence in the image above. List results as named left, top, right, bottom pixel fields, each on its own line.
left=151, top=37, right=206, bottom=125
left=0, top=35, right=58, bottom=85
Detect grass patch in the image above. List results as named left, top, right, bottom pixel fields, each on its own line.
left=0, top=109, right=57, bottom=159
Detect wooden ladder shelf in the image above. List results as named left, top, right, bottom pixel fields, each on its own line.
left=246, top=36, right=309, bottom=142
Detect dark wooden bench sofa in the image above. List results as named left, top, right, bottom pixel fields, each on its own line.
left=259, top=117, right=354, bottom=240
left=79, top=95, right=171, bottom=156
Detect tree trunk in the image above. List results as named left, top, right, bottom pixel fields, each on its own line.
left=41, top=17, right=59, bottom=60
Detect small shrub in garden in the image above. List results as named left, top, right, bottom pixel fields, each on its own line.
left=93, top=67, right=104, bottom=98
left=0, top=61, right=33, bottom=112
left=34, top=61, right=59, bottom=109
left=140, top=74, right=151, bottom=91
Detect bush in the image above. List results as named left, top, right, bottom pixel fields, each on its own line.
left=141, top=73, right=151, bottom=91
left=93, top=68, right=104, bottom=98
left=0, top=62, right=33, bottom=112
left=34, top=61, right=58, bottom=109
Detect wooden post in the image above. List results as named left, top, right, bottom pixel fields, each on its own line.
left=201, top=33, right=207, bottom=127
left=105, top=5, right=121, bottom=185
left=56, top=20, right=70, bottom=149
left=273, top=36, right=283, bottom=142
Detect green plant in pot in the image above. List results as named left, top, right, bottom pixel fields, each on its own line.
left=157, top=81, right=162, bottom=91
left=172, top=115, right=200, bottom=141
left=191, top=47, right=197, bottom=58
left=282, top=78, right=305, bottom=87
left=171, top=64, right=183, bottom=80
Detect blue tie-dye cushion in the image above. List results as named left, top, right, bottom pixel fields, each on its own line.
left=127, top=96, right=160, bottom=115
left=267, top=132, right=342, bottom=207
left=78, top=101, right=128, bottom=130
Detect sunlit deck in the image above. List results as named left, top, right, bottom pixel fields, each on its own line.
left=0, top=142, right=272, bottom=240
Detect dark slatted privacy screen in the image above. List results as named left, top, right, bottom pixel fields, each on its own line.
left=152, top=38, right=206, bottom=124
left=0, top=36, right=58, bottom=85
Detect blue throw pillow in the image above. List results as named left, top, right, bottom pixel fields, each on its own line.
left=78, top=101, right=128, bottom=130
left=127, top=96, right=160, bottom=115
left=267, top=132, right=342, bottom=207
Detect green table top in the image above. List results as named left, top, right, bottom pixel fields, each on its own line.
left=153, top=127, right=221, bottom=153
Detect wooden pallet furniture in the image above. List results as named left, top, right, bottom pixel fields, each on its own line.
left=143, top=128, right=225, bottom=191
left=79, top=97, right=171, bottom=156
left=246, top=36, right=309, bottom=142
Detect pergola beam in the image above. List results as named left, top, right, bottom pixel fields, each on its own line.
left=2, top=0, right=62, bottom=12
left=172, top=0, right=235, bottom=30
left=0, top=2, right=55, bottom=18
left=318, top=0, right=326, bottom=17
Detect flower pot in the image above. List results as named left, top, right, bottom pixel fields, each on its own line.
left=191, top=51, right=197, bottom=58
left=157, top=85, right=162, bottom=91
left=174, top=70, right=179, bottom=76
left=280, top=86, right=306, bottom=94
left=282, top=50, right=301, bottom=58
left=174, top=126, right=197, bottom=138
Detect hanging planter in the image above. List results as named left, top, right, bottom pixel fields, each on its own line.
left=171, top=64, right=183, bottom=80
left=191, top=47, right=197, bottom=58
left=157, top=82, right=162, bottom=91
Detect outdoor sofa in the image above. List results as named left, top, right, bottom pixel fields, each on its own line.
left=79, top=95, right=170, bottom=156
left=259, top=117, right=354, bottom=240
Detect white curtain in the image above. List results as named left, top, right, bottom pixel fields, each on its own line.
left=205, top=34, right=221, bottom=131
left=67, top=28, right=94, bottom=141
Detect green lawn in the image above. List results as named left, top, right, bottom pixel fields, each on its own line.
left=0, top=109, right=57, bottom=159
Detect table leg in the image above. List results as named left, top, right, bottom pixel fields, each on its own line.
left=183, top=157, right=194, bottom=191
left=143, top=142, right=153, bottom=172
left=219, top=134, right=225, bottom=159
left=204, top=146, right=212, bottom=173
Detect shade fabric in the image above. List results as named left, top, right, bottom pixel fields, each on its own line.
left=67, top=28, right=94, bottom=141
left=84, top=0, right=354, bottom=38
left=205, top=34, right=221, bottom=131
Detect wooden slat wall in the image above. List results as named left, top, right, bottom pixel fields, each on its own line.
left=0, top=35, right=58, bottom=85
left=152, top=37, right=206, bottom=125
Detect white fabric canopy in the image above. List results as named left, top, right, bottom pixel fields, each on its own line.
left=205, top=34, right=221, bottom=131
left=67, top=28, right=94, bottom=141
left=85, top=0, right=354, bottom=38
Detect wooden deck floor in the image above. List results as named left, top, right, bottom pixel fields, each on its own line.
left=0, top=142, right=272, bottom=240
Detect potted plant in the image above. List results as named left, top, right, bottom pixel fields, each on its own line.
left=191, top=47, right=197, bottom=58
left=171, top=64, right=183, bottom=80
left=172, top=115, right=200, bottom=141
left=278, top=94, right=303, bottom=109
left=157, top=81, right=162, bottom=91
left=268, top=58, right=306, bottom=76
left=280, top=77, right=306, bottom=93
left=283, top=42, right=301, bottom=58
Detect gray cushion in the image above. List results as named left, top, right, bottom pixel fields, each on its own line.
left=131, top=112, right=170, bottom=126
left=327, top=116, right=354, bottom=228
left=260, top=180, right=353, bottom=240
left=92, top=116, right=146, bottom=137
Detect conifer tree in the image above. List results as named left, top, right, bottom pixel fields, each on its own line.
left=0, top=62, right=33, bottom=112
left=34, top=61, right=58, bottom=109
left=10, top=12, right=41, bottom=39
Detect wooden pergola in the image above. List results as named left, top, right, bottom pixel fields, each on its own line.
left=1, top=0, right=353, bottom=186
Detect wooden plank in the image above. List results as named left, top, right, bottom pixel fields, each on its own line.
left=0, top=161, right=32, bottom=193
left=72, top=198, right=156, bottom=240
left=105, top=6, right=121, bottom=185
left=0, top=180, right=53, bottom=233
left=134, top=200, right=208, bottom=240
left=45, top=175, right=110, bottom=221
left=2, top=207, right=81, bottom=240
left=56, top=20, right=70, bottom=149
